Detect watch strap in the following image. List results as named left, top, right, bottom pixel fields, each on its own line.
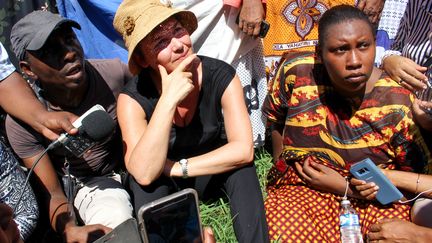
left=179, top=159, right=188, bottom=179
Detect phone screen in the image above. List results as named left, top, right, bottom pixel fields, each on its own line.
left=142, top=193, right=202, bottom=243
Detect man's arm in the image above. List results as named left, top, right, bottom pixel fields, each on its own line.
left=21, top=154, right=110, bottom=243
left=6, top=112, right=111, bottom=242
left=21, top=153, right=74, bottom=234
left=0, top=71, right=78, bottom=140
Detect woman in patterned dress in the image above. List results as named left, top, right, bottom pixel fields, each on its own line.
left=264, top=5, right=432, bottom=242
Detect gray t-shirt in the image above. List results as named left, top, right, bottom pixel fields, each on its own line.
left=6, top=59, right=131, bottom=177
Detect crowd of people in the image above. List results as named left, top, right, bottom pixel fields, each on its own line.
left=0, top=0, right=431, bottom=242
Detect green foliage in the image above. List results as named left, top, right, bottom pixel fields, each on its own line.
left=254, top=148, right=274, bottom=198
left=199, top=149, right=273, bottom=242
left=199, top=198, right=237, bottom=243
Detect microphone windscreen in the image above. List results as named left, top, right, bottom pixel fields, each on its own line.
left=81, top=110, right=115, bottom=141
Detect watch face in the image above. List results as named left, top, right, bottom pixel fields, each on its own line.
left=179, top=159, right=188, bottom=178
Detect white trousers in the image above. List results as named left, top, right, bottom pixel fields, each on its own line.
left=74, top=173, right=133, bottom=228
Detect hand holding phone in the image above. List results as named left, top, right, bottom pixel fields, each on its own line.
left=235, top=14, right=270, bottom=38
left=258, top=20, right=270, bottom=38
left=350, top=158, right=403, bottom=205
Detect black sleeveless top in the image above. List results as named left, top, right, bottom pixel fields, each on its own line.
left=122, top=56, right=235, bottom=160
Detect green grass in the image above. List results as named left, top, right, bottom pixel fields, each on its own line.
left=199, top=148, right=273, bottom=242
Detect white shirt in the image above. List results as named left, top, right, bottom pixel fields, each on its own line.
left=172, top=0, right=259, bottom=64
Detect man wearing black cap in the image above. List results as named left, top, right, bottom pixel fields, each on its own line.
left=6, top=10, right=133, bottom=242
left=0, top=43, right=78, bottom=142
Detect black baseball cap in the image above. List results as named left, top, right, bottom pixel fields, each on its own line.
left=10, top=10, right=81, bottom=60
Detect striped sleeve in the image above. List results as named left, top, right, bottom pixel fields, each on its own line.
left=389, top=1, right=432, bottom=66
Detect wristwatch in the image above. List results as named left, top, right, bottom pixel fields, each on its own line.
left=179, top=159, right=188, bottom=179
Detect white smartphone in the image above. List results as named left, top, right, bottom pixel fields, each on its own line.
left=138, top=188, right=204, bottom=243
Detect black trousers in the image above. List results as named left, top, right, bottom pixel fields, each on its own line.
left=128, top=163, right=269, bottom=243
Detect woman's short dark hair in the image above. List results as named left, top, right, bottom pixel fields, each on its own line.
left=318, top=5, right=375, bottom=47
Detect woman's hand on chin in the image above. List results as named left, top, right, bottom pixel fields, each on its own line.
left=158, top=54, right=198, bottom=106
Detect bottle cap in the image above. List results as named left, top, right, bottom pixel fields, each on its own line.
left=341, top=199, right=350, bottom=205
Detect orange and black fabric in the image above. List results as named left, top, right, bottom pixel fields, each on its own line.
left=263, top=0, right=356, bottom=75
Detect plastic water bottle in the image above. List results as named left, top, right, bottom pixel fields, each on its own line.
left=339, top=199, right=363, bottom=243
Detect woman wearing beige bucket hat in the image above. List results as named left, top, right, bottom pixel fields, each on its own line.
left=113, top=0, right=269, bottom=242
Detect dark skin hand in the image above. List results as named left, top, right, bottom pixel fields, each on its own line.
left=350, top=177, right=379, bottom=200
left=238, top=0, right=265, bottom=37
left=379, top=48, right=432, bottom=133
left=295, top=158, right=374, bottom=200
left=357, top=0, right=385, bottom=24
left=367, top=218, right=432, bottom=243
left=63, top=223, right=111, bottom=243
left=412, top=99, right=432, bottom=132
left=294, top=157, right=347, bottom=195
left=381, top=55, right=432, bottom=131
left=382, top=55, right=428, bottom=91
left=35, top=111, right=78, bottom=140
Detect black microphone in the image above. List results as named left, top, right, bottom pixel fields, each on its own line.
left=50, top=104, right=115, bottom=157
left=81, top=110, right=116, bottom=141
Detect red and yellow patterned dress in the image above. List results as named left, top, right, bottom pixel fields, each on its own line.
left=264, top=52, right=432, bottom=242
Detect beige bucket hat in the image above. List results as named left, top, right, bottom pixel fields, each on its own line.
left=113, top=0, right=198, bottom=74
